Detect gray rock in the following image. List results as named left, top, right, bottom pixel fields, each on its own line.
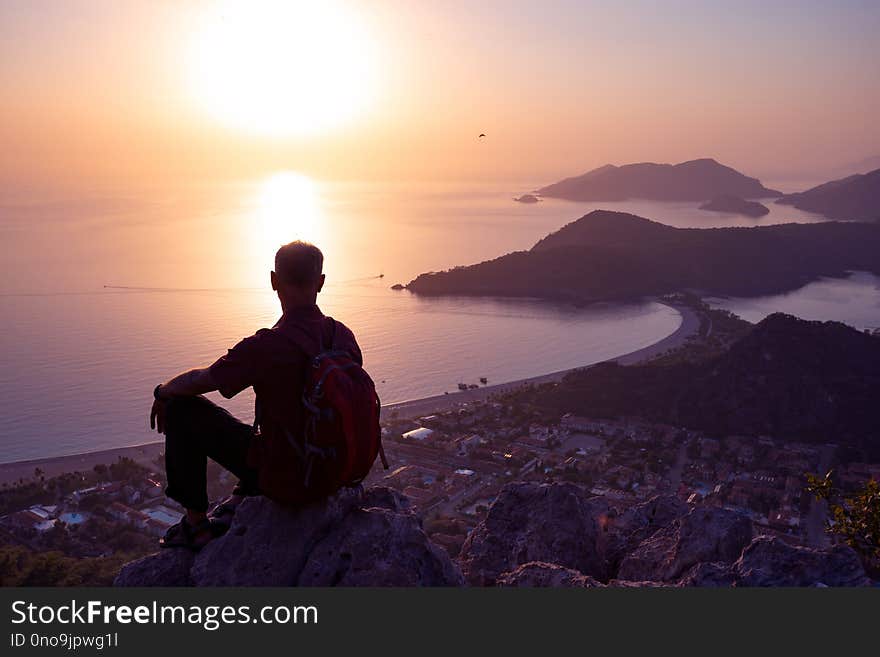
left=191, top=488, right=362, bottom=586
left=606, top=579, right=670, bottom=588
left=360, top=486, right=412, bottom=513
left=458, top=482, right=610, bottom=585
left=676, top=561, right=737, bottom=587
left=733, top=536, right=870, bottom=587
left=617, top=506, right=752, bottom=582
left=299, top=507, right=463, bottom=586
left=114, top=487, right=461, bottom=587
left=115, top=547, right=194, bottom=587
left=604, top=495, right=689, bottom=570
left=497, top=562, right=604, bottom=587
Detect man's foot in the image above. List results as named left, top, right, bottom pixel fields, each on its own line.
left=207, top=495, right=245, bottom=531
left=159, top=516, right=222, bottom=551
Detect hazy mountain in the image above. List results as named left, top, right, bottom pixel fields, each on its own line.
left=530, top=313, right=880, bottom=448
left=776, top=168, right=880, bottom=221
left=405, top=210, right=880, bottom=301
left=699, top=195, right=769, bottom=217
left=537, top=158, right=781, bottom=202
left=836, top=154, right=880, bottom=177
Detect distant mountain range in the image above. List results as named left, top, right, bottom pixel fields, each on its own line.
left=528, top=313, right=880, bottom=450
left=776, top=168, right=880, bottom=222
left=537, top=158, right=781, bottom=202
left=405, top=210, right=880, bottom=302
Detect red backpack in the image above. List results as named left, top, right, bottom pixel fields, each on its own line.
left=288, top=318, right=388, bottom=496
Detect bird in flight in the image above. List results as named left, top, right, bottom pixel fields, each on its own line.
left=478, top=133, right=486, bottom=138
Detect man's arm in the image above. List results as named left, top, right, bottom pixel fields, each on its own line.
left=150, top=368, right=217, bottom=434
left=157, top=367, right=218, bottom=398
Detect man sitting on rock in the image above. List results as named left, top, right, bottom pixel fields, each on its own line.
left=149, top=241, right=363, bottom=550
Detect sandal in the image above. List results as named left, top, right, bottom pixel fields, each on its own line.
left=159, top=516, right=222, bottom=551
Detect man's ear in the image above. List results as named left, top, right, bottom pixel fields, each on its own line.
left=270, top=271, right=278, bottom=291
left=317, top=273, right=325, bottom=293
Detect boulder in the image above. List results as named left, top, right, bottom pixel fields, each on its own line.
left=617, top=506, right=752, bottom=582
left=458, top=482, right=610, bottom=585
left=114, top=487, right=461, bottom=587
left=191, top=487, right=362, bottom=586
left=298, top=506, right=463, bottom=586
left=604, top=495, right=689, bottom=570
left=732, top=536, right=870, bottom=587
left=497, top=562, right=604, bottom=587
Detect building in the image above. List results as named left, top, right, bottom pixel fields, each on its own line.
left=402, top=427, right=434, bottom=442
left=454, top=434, right=482, bottom=456
left=108, top=502, right=150, bottom=528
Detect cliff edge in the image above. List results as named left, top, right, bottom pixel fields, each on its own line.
left=114, top=486, right=463, bottom=587
left=116, top=483, right=871, bottom=587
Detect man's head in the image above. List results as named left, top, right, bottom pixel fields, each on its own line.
left=271, top=241, right=325, bottom=308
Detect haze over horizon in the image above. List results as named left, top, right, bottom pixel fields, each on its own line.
left=2, top=0, right=879, bottom=194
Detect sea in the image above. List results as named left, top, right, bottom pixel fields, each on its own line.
left=2, top=175, right=879, bottom=462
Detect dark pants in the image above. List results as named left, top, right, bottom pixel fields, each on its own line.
left=163, top=396, right=259, bottom=513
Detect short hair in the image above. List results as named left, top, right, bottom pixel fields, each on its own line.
left=274, top=241, right=324, bottom=286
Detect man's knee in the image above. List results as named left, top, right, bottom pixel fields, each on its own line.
left=164, top=395, right=215, bottom=434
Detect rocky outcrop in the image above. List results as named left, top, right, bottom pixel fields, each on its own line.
left=115, top=487, right=462, bottom=587
left=116, top=482, right=872, bottom=587
left=616, top=506, right=753, bottom=582
left=113, top=544, right=196, bottom=587
left=732, top=536, right=871, bottom=587
left=496, top=562, right=604, bottom=587
left=460, top=483, right=870, bottom=587
left=603, top=494, right=689, bottom=571
left=458, top=482, right=611, bottom=585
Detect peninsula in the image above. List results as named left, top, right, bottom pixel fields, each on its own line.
left=405, top=210, right=880, bottom=302
left=776, top=167, right=880, bottom=221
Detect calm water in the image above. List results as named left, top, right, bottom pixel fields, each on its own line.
left=708, top=272, right=880, bottom=330
left=0, top=175, right=867, bottom=462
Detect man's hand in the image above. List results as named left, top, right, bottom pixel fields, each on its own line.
left=150, top=398, right=167, bottom=434
left=149, top=368, right=218, bottom=434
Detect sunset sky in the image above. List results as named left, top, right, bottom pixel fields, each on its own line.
left=2, top=0, right=879, bottom=191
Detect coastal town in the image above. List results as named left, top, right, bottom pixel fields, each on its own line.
left=2, top=297, right=879, bottom=584
left=3, top=380, right=878, bottom=584
left=367, top=397, right=880, bottom=557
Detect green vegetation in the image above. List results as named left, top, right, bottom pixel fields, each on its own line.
left=806, top=472, right=880, bottom=574
left=0, top=544, right=140, bottom=586
left=504, top=312, right=880, bottom=449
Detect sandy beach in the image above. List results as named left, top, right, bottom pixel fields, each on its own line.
left=0, top=302, right=698, bottom=486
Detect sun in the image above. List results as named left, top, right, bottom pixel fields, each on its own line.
left=255, top=172, right=325, bottom=256
left=188, top=0, right=379, bottom=137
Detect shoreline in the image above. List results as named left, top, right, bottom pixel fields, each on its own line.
left=0, top=302, right=699, bottom=486
left=384, top=301, right=699, bottom=419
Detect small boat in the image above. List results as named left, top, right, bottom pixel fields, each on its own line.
left=479, top=377, right=488, bottom=384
